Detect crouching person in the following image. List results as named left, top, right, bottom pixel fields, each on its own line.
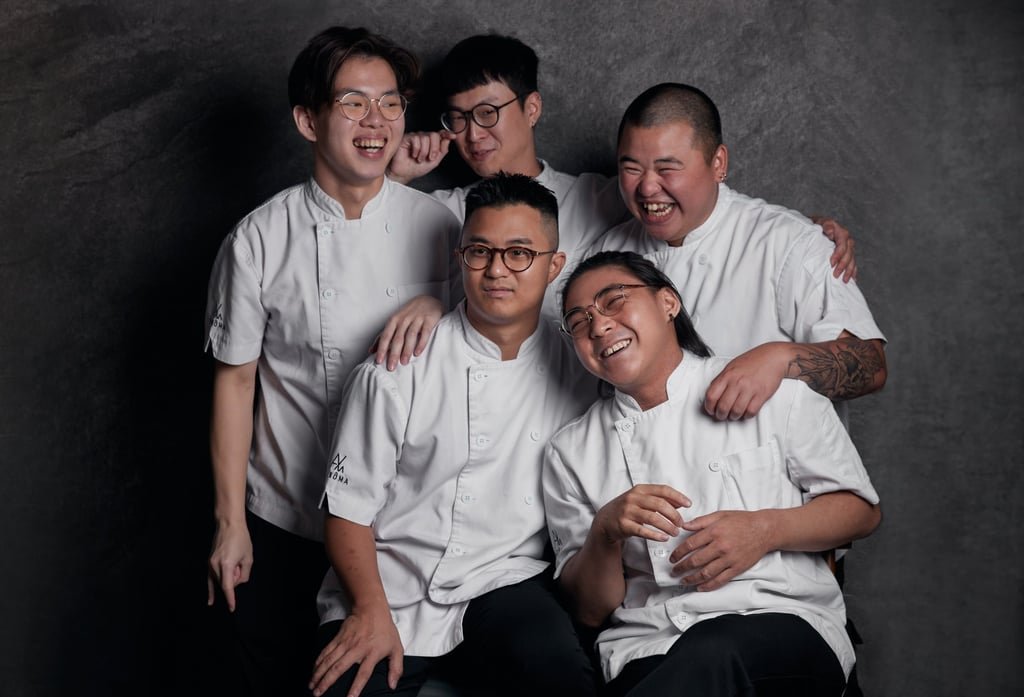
left=543, top=251, right=881, bottom=697
left=310, top=174, right=598, bottom=697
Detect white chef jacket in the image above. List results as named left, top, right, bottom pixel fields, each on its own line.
left=317, top=304, right=594, bottom=657
left=594, top=184, right=886, bottom=357
left=205, top=177, right=461, bottom=540
left=543, top=353, right=880, bottom=683
left=430, top=160, right=627, bottom=323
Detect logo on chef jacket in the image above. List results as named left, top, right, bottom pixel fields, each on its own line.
left=210, top=303, right=225, bottom=330
left=329, top=453, right=349, bottom=486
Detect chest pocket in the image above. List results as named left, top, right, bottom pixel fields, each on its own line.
left=718, top=439, right=786, bottom=510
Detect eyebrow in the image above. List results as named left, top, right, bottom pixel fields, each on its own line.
left=464, top=235, right=538, bottom=246
left=618, top=155, right=685, bottom=166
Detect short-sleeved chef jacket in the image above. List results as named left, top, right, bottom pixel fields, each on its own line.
left=543, top=353, right=880, bottom=683
left=430, top=161, right=627, bottom=322
left=595, top=184, right=886, bottom=356
left=317, top=304, right=594, bottom=657
left=205, top=177, right=461, bottom=540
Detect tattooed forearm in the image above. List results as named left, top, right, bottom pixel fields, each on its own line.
left=785, top=338, right=886, bottom=400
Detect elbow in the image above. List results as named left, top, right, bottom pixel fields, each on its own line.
left=857, top=503, right=882, bottom=540
left=869, top=341, right=888, bottom=393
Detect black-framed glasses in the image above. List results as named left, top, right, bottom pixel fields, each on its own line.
left=440, top=95, right=521, bottom=134
left=456, top=244, right=555, bottom=272
left=560, top=284, right=652, bottom=336
left=333, top=91, right=408, bottom=121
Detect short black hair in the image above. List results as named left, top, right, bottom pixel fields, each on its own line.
left=439, top=34, right=538, bottom=104
left=561, top=250, right=712, bottom=357
left=618, top=83, right=723, bottom=164
left=288, top=26, right=419, bottom=110
left=464, top=172, right=558, bottom=247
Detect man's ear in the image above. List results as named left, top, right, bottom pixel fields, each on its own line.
left=658, top=287, right=682, bottom=321
left=546, top=251, right=566, bottom=285
left=524, top=91, right=542, bottom=128
left=293, top=105, right=318, bottom=143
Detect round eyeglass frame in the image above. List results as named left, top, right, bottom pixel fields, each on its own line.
left=440, top=95, right=522, bottom=134
left=456, top=244, right=556, bottom=272
left=333, top=91, right=408, bottom=121
left=560, top=284, right=653, bottom=336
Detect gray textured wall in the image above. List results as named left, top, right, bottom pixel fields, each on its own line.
left=1, top=1, right=1021, bottom=695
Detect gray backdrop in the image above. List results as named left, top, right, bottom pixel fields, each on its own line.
left=1, top=1, right=1021, bottom=695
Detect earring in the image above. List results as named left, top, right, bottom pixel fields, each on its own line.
left=719, top=172, right=727, bottom=182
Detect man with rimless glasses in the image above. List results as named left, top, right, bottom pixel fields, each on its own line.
left=203, top=26, right=459, bottom=696
left=309, top=174, right=598, bottom=697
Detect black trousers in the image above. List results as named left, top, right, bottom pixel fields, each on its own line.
left=214, top=511, right=329, bottom=697
left=315, top=571, right=597, bottom=697
left=605, top=613, right=846, bottom=697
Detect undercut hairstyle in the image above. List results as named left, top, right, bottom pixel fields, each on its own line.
left=288, top=26, right=419, bottom=110
left=561, top=251, right=713, bottom=358
left=617, top=83, right=723, bottom=164
left=464, top=172, right=559, bottom=247
left=439, top=34, right=539, bottom=105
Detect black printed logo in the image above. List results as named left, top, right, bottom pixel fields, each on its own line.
left=329, top=453, right=349, bottom=485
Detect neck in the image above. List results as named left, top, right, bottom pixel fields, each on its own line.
left=465, top=306, right=540, bottom=361
left=313, top=166, right=385, bottom=220
left=625, top=348, right=684, bottom=410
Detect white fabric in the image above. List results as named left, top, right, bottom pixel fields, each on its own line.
left=430, top=160, right=627, bottom=323
left=543, top=353, right=880, bottom=682
left=595, top=184, right=886, bottom=356
left=317, top=305, right=594, bottom=657
left=205, top=177, right=461, bottom=539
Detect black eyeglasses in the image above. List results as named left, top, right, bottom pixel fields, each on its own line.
left=440, top=96, right=521, bottom=134
left=333, top=91, right=408, bottom=121
left=560, top=284, right=652, bottom=336
left=456, top=244, right=555, bottom=272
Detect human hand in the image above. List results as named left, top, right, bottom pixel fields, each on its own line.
left=704, top=343, right=791, bottom=420
left=811, top=216, right=857, bottom=283
left=309, top=606, right=404, bottom=697
left=369, top=295, right=443, bottom=371
left=593, top=484, right=691, bottom=545
left=670, top=509, right=772, bottom=591
left=386, top=131, right=455, bottom=184
left=207, top=520, right=253, bottom=611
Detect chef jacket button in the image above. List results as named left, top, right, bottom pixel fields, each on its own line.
left=327, top=349, right=340, bottom=360
left=386, top=287, right=397, bottom=297
left=524, top=495, right=534, bottom=505
left=322, top=288, right=335, bottom=299
left=461, top=494, right=473, bottom=503
left=529, top=430, right=540, bottom=441
left=476, top=436, right=488, bottom=446
left=698, top=253, right=709, bottom=265
left=319, top=227, right=330, bottom=237
left=709, top=460, right=721, bottom=472
left=653, top=548, right=667, bottom=558
left=474, top=371, right=486, bottom=381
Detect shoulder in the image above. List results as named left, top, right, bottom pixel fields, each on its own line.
left=387, top=181, right=462, bottom=224
left=723, top=187, right=825, bottom=249
left=229, top=183, right=308, bottom=239
left=597, top=218, right=655, bottom=253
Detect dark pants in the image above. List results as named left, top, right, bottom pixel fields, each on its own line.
left=315, top=571, right=597, bottom=697
left=214, top=510, right=329, bottom=697
left=606, top=613, right=846, bottom=697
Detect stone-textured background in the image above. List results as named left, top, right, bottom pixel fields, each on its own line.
left=1, top=1, right=1020, bottom=695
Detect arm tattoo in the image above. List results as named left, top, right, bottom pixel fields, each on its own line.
left=785, top=338, right=885, bottom=400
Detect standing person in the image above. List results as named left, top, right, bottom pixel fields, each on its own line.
left=597, top=82, right=887, bottom=421
left=308, top=174, right=597, bottom=697
left=203, top=26, right=460, bottom=696
left=380, top=34, right=857, bottom=367
left=544, top=251, right=882, bottom=696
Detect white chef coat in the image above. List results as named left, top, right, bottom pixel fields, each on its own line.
left=205, top=177, right=461, bottom=540
left=317, top=304, right=595, bottom=657
left=430, top=160, right=627, bottom=323
left=543, top=352, right=879, bottom=683
left=594, top=184, right=886, bottom=357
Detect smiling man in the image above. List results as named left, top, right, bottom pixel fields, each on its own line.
left=596, top=83, right=887, bottom=421
left=309, top=174, right=597, bottom=697
left=203, top=27, right=459, bottom=696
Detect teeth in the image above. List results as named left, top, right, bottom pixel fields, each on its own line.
left=641, top=202, right=674, bottom=217
left=601, top=339, right=631, bottom=358
left=354, top=138, right=386, bottom=151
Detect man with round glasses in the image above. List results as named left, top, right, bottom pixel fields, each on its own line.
left=310, top=174, right=597, bottom=697
left=203, top=26, right=460, bottom=696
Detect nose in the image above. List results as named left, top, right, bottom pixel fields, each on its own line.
left=637, top=170, right=661, bottom=197
left=466, top=119, right=488, bottom=142
left=484, top=249, right=510, bottom=277
left=360, top=101, right=386, bottom=126
left=588, top=308, right=615, bottom=337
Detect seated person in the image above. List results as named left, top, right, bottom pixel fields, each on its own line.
left=543, top=251, right=881, bottom=696
left=310, top=174, right=598, bottom=697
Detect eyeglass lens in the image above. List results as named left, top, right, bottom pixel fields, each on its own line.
left=336, top=92, right=407, bottom=121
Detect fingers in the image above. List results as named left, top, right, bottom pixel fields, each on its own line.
left=394, top=319, right=424, bottom=369
left=387, top=648, right=404, bottom=690
left=219, top=564, right=237, bottom=612
left=207, top=575, right=215, bottom=606
left=679, top=556, right=735, bottom=592
left=405, top=131, right=450, bottom=164
left=310, top=637, right=356, bottom=697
